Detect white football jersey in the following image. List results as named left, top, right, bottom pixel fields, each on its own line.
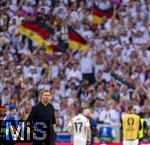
left=68, top=114, right=90, bottom=145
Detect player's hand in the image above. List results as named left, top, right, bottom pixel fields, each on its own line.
left=33, top=132, right=36, bottom=137
left=87, top=139, right=91, bottom=145
left=20, top=137, right=24, bottom=140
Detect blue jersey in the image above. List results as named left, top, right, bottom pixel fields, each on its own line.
left=6, top=114, right=15, bottom=121
left=86, top=116, right=97, bottom=145
left=86, top=116, right=97, bottom=134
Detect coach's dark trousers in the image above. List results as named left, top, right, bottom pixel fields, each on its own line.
left=33, top=139, right=55, bottom=145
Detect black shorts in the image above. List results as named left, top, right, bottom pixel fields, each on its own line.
left=33, top=140, right=55, bottom=145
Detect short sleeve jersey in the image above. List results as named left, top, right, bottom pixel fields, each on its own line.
left=68, top=114, right=90, bottom=142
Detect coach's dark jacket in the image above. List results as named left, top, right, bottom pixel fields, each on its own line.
left=27, top=102, right=56, bottom=145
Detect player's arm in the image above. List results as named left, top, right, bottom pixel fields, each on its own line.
left=87, top=126, right=91, bottom=144
left=86, top=119, right=91, bottom=144
left=52, top=124, right=56, bottom=131
left=52, top=106, right=56, bottom=131
left=66, top=120, right=73, bottom=135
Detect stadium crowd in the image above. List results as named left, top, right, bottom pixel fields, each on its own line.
left=0, top=0, right=150, bottom=142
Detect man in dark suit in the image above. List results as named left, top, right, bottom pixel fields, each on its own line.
left=27, top=89, right=56, bottom=145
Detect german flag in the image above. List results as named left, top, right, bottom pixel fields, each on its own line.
left=92, top=5, right=114, bottom=25
left=68, top=26, right=88, bottom=51
left=0, top=106, right=6, bottom=119
left=45, top=44, right=57, bottom=55
left=18, top=21, right=56, bottom=54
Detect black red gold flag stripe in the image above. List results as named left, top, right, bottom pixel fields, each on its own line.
left=92, top=5, right=114, bottom=25
left=68, top=26, right=88, bottom=51
left=18, top=21, right=56, bottom=54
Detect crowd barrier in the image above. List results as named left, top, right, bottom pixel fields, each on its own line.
left=16, top=143, right=150, bottom=145
left=56, top=123, right=121, bottom=143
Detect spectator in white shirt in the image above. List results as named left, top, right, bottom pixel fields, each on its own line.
left=80, top=52, right=95, bottom=84
left=67, top=61, right=82, bottom=86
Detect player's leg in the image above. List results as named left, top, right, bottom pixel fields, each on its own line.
left=131, top=139, right=139, bottom=145
left=123, top=140, right=130, bottom=145
left=74, top=140, right=87, bottom=145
